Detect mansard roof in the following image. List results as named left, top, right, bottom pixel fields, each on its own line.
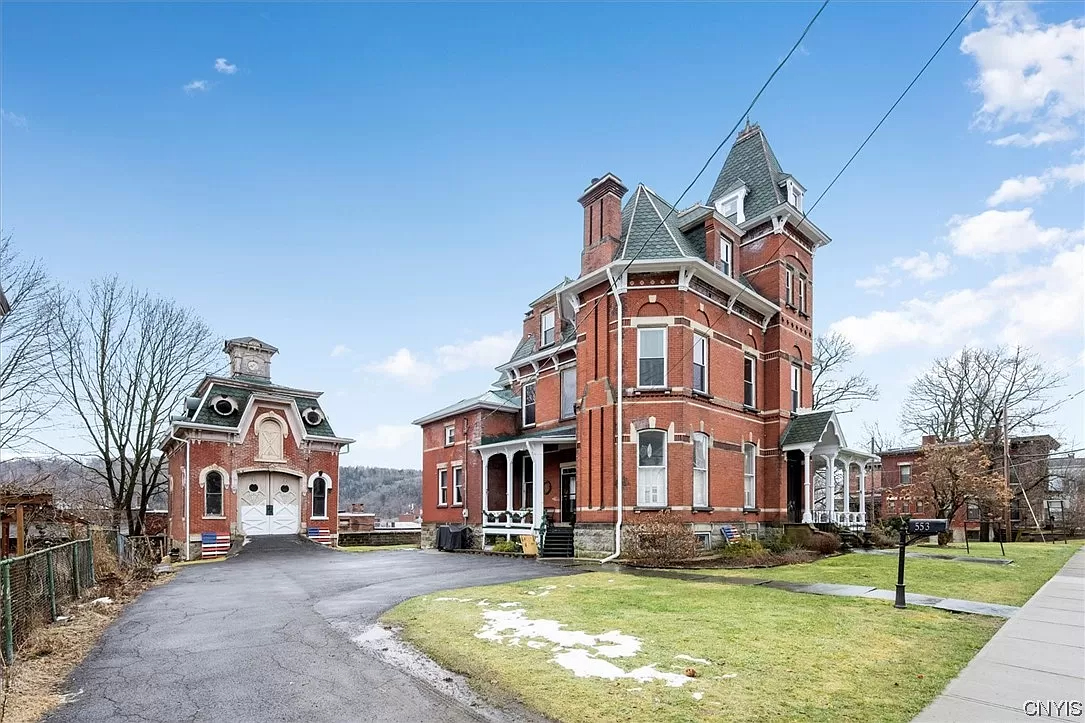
left=708, top=123, right=789, bottom=220
left=411, top=387, right=520, bottom=426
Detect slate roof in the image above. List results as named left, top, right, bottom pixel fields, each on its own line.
left=188, top=382, right=338, bottom=437
left=411, top=388, right=520, bottom=426
left=225, top=337, right=278, bottom=353
left=509, top=334, right=537, bottom=363
left=617, top=185, right=701, bottom=261
left=779, top=410, right=835, bottom=447
left=708, top=123, right=788, bottom=220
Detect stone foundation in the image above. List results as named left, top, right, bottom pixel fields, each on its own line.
left=339, top=530, right=421, bottom=547
left=573, top=523, right=615, bottom=557
left=421, top=522, right=483, bottom=550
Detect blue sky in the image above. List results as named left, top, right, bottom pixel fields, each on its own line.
left=3, top=1, right=1082, bottom=467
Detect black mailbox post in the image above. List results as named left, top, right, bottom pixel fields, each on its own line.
left=895, top=519, right=950, bottom=609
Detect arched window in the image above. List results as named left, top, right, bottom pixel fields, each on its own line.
left=637, top=429, right=667, bottom=507
left=205, top=471, right=224, bottom=517
left=312, top=476, right=328, bottom=518
left=692, top=433, right=709, bottom=509
left=257, top=416, right=284, bottom=460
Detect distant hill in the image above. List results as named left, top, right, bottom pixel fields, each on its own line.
left=338, top=466, right=421, bottom=519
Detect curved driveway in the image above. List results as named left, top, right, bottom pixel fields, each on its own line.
left=47, top=537, right=573, bottom=722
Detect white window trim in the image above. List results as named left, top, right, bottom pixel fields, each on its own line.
left=785, top=267, right=794, bottom=306
left=541, top=309, right=556, bottom=347
left=898, top=463, right=912, bottom=486
left=452, top=465, right=464, bottom=506
left=720, top=239, right=733, bottom=277
left=693, top=433, right=709, bottom=509
left=522, top=381, right=537, bottom=427
left=521, top=455, right=534, bottom=510
left=637, top=327, right=668, bottom=389
left=786, top=180, right=804, bottom=212
left=791, top=363, right=801, bottom=411
left=311, top=475, right=329, bottom=519
left=444, top=424, right=455, bottom=446
left=743, top=354, right=756, bottom=409
left=202, top=468, right=226, bottom=519
left=715, top=188, right=746, bottom=224
left=560, top=367, right=576, bottom=420
left=692, top=334, right=708, bottom=394
left=438, top=468, right=449, bottom=507
left=798, top=276, right=807, bottom=313
left=743, top=443, right=757, bottom=509
left=254, top=412, right=287, bottom=463
left=636, top=429, right=668, bottom=508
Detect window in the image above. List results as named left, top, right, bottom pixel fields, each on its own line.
left=743, top=443, right=757, bottom=509
left=720, top=197, right=738, bottom=217
left=693, top=433, right=709, bottom=508
left=560, top=367, right=577, bottom=420
left=790, top=364, right=801, bottom=411
left=438, top=469, right=448, bottom=506
left=1047, top=499, right=1065, bottom=523
left=444, top=425, right=455, bottom=446
left=743, top=355, right=756, bottom=408
left=798, top=276, right=807, bottom=314
left=522, top=382, right=536, bottom=426
left=720, top=240, right=733, bottom=277
left=716, top=190, right=745, bottom=223
left=788, top=182, right=804, bottom=212
left=1048, top=476, right=1065, bottom=493
left=522, top=455, right=534, bottom=509
left=966, top=502, right=981, bottom=521
left=257, top=417, right=284, bottom=461
left=205, top=471, right=223, bottom=517
left=637, top=328, right=666, bottom=388
left=312, top=476, right=328, bottom=518
left=899, top=464, right=912, bottom=486
left=542, top=310, right=556, bottom=347
left=785, top=268, right=793, bottom=306
left=637, top=430, right=667, bottom=507
left=692, top=334, right=708, bottom=394
left=452, top=466, right=463, bottom=506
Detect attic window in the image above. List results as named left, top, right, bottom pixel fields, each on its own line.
left=787, top=182, right=804, bottom=212
left=715, top=188, right=746, bottom=224
left=211, top=396, right=238, bottom=416
left=302, top=407, right=324, bottom=427
left=541, top=310, right=556, bottom=347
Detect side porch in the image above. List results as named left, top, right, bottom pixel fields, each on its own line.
left=475, top=425, right=577, bottom=542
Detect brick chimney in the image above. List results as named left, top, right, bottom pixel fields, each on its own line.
left=578, top=173, right=627, bottom=276
left=921, top=434, right=938, bottom=446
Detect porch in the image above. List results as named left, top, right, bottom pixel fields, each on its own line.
left=475, top=425, right=577, bottom=541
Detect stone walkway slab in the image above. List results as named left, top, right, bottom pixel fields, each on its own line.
left=932, top=598, right=1020, bottom=618
left=914, top=548, right=1085, bottom=723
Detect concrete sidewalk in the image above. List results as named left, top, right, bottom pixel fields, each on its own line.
left=914, top=548, right=1085, bottom=722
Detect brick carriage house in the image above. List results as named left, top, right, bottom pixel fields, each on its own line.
left=163, top=338, right=354, bottom=559
left=415, top=124, right=877, bottom=556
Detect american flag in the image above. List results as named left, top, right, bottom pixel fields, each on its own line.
left=307, top=527, right=332, bottom=546
left=201, top=532, right=231, bottom=558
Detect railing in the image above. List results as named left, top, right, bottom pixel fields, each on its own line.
left=811, top=511, right=867, bottom=529
left=482, top=509, right=535, bottom=530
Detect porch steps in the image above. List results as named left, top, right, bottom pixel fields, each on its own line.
left=540, top=526, right=574, bottom=558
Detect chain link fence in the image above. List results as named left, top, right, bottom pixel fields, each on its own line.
left=1, top=538, right=95, bottom=664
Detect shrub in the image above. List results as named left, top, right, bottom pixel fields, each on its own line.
left=491, top=540, right=521, bottom=553
left=624, top=510, right=698, bottom=566
left=802, top=531, right=841, bottom=555
left=775, top=549, right=820, bottom=565
left=762, top=535, right=796, bottom=554
left=717, top=538, right=765, bottom=558
left=868, top=526, right=897, bottom=548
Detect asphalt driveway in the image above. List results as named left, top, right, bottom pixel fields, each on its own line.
left=47, top=536, right=575, bottom=722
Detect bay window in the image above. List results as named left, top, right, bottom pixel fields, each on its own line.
left=637, top=328, right=666, bottom=388
left=637, top=429, right=667, bottom=507
left=743, top=443, right=757, bottom=509
left=693, top=433, right=709, bottom=508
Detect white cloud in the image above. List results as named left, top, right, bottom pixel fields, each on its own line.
left=0, top=108, right=27, bottom=128
left=961, top=2, right=1084, bottom=144
left=367, top=331, right=519, bottom=387
left=366, top=348, right=438, bottom=387
left=987, top=162, right=1085, bottom=206
left=854, top=251, right=950, bottom=292
left=214, top=58, right=238, bottom=75
left=330, top=344, right=351, bottom=358
left=183, top=80, right=209, bottom=94
left=855, top=275, right=889, bottom=292
left=831, top=245, right=1085, bottom=354
left=946, top=208, right=1082, bottom=257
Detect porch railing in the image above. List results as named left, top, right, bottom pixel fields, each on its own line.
left=482, top=509, right=534, bottom=532
left=811, top=510, right=867, bottom=529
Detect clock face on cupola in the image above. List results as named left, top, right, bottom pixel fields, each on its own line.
left=225, top=337, right=278, bottom=381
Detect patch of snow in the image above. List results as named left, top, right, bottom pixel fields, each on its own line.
left=675, top=654, right=711, bottom=665
left=434, top=596, right=473, bottom=602
left=629, top=687, right=643, bottom=692
left=717, top=673, right=738, bottom=679
left=497, top=602, right=520, bottom=608
left=693, top=692, right=704, bottom=701
left=526, top=641, right=547, bottom=649
left=90, top=597, right=113, bottom=605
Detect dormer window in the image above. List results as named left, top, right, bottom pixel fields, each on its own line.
left=541, top=310, right=556, bottom=347
left=786, top=180, right=804, bottom=212
left=714, top=188, right=746, bottom=224
left=720, top=240, right=733, bottom=277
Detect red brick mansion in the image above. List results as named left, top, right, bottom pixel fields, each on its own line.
left=163, top=338, right=353, bottom=558
left=414, top=124, right=877, bottom=556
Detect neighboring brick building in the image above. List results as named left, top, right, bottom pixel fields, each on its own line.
left=162, top=337, right=354, bottom=559
left=414, top=124, right=877, bottom=556
left=873, top=434, right=1060, bottom=541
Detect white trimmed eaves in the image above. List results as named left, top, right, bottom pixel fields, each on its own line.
left=740, top=205, right=831, bottom=247
left=495, top=338, right=576, bottom=374
left=411, top=401, right=518, bottom=427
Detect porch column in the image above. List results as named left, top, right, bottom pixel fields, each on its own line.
left=528, top=442, right=544, bottom=530
left=858, top=463, right=867, bottom=523
left=505, top=452, right=514, bottom=513
left=481, top=452, right=491, bottom=513
left=802, top=449, right=813, bottom=523
left=842, top=459, right=851, bottom=516
left=826, top=454, right=837, bottom=520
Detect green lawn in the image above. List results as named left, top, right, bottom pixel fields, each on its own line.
left=704, top=542, right=1082, bottom=606
left=384, top=572, right=1000, bottom=723
left=339, top=544, right=419, bottom=553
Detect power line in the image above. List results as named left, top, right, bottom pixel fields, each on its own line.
left=665, top=0, right=980, bottom=381
left=475, top=0, right=831, bottom=430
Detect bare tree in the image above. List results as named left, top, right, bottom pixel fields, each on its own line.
left=812, top=332, right=879, bottom=411
left=0, top=235, right=54, bottom=452
left=901, top=346, right=1065, bottom=444
left=862, top=421, right=902, bottom=454
left=47, top=277, right=219, bottom=533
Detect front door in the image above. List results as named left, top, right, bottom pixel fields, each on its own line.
left=239, top=472, right=300, bottom=536
left=787, top=453, right=803, bottom=523
left=560, top=468, right=576, bottom=523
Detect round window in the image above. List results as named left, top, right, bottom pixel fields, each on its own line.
left=248, top=483, right=259, bottom=492
left=280, top=484, right=290, bottom=493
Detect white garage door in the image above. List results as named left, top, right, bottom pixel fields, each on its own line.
left=239, top=472, right=300, bottom=536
